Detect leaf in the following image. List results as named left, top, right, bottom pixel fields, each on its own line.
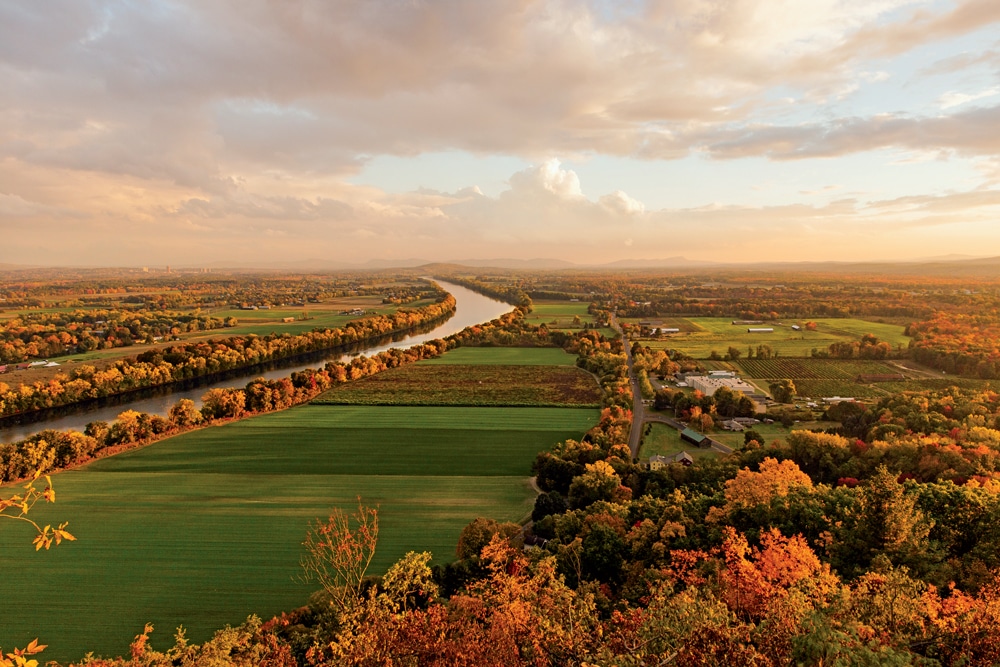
left=24, top=640, right=46, bottom=655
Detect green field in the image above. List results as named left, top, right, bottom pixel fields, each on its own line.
left=1, top=405, right=598, bottom=662
left=207, top=299, right=436, bottom=338
left=639, top=423, right=718, bottom=461
left=706, top=421, right=839, bottom=449
left=313, top=364, right=601, bottom=407
left=418, top=347, right=577, bottom=366
left=644, top=317, right=909, bottom=359
left=524, top=300, right=596, bottom=331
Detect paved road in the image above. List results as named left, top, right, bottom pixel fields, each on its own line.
left=624, top=337, right=644, bottom=460
left=610, top=315, right=644, bottom=459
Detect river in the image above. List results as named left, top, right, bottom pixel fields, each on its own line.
left=0, top=280, right=511, bottom=443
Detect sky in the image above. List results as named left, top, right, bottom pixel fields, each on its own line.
left=2, top=0, right=1000, bottom=267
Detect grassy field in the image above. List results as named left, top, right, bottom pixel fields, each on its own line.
left=206, top=298, right=436, bottom=338
left=313, top=364, right=601, bottom=407
left=706, top=421, right=839, bottom=449
left=524, top=300, right=596, bottom=331
left=639, top=423, right=718, bottom=461
left=1, top=404, right=598, bottom=662
left=418, top=347, right=577, bottom=366
left=643, top=317, right=909, bottom=359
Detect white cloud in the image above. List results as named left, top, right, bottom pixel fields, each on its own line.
left=937, top=86, right=1000, bottom=109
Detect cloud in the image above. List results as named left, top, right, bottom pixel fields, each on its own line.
left=937, top=86, right=1000, bottom=109
left=1, top=1, right=1000, bottom=265
left=1, top=0, right=997, bottom=193
left=702, top=103, right=1000, bottom=160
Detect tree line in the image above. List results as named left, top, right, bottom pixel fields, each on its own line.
left=0, top=294, right=455, bottom=419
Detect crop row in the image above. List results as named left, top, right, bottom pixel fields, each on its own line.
left=736, top=359, right=902, bottom=380
left=312, top=364, right=603, bottom=407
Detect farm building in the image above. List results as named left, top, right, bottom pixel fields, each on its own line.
left=686, top=375, right=758, bottom=397
left=733, top=320, right=764, bottom=325
left=648, top=454, right=670, bottom=471
left=671, top=451, right=695, bottom=466
left=661, top=327, right=680, bottom=334
left=722, top=420, right=745, bottom=431
left=680, top=428, right=709, bottom=448
left=708, top=370, right=736, bottom=378
left=791, top=325, right=801, bottom=331
left=282, top=317, right=295, bottom=323
left=747, top=327, right=774, bottom=333
left=822, top=396, right=855, bottom=404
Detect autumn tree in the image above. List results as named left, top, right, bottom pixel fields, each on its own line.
left=456, top=517, right=521, bottom=560
left=769, top=379, right=796, bottom=403
left=300, top=501, right=379, bottom=616
left=168, top=398, right=203, bottom=427
left=708, top=457, right=813, bottom=522
left=835, top=466, right=932, bottom=575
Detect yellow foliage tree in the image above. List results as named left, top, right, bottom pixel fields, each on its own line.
left=708, top=457, right=813, bottom=522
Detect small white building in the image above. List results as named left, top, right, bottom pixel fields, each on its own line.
left=747, top=328, right=774, bottom=333
left=687, top=375, right=758, bottom=396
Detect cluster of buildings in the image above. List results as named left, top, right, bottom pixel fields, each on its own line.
left=0, top=360, right=60, bottom=374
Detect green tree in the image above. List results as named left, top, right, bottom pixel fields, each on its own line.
left=456, top=517, right=521, bottom=560
left=835, top=467, right=933, bottom=575
left=378, top=551, right=439, bottom=613
left=769, top=379, right=796, bottom=403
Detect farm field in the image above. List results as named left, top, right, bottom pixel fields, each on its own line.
left=643, top=317, right=909, bottom=359
left=418, top=347, right=577, bottom=366
left=699, top=358, right=982, bottom=399
left=203, top=297, right=437, bottom=338
left=1, top=404, right=598, bottom=662
left=639, top=423, right=718, bottom=461
left=313, top=364, right=602, bottom=407
left=707, top=421, right=839, bottom=449
left=524, top=300, right=597, bottom=331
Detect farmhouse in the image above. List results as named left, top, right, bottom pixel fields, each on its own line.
left=648, top=454, right=670, bottom=471
left=747, top=327, right=774, bottom=333
left=680, top=428, right=709, bottom=448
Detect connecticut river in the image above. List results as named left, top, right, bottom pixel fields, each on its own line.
left=0, top=280, right=512, bottom=443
